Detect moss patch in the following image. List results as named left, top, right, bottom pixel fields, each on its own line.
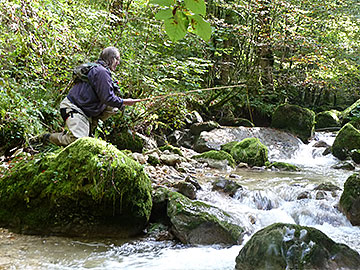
left=230, top=138, right=268, bottom=167
left=271, top=104, right=315, bottom=143
left=339, top=173, right=360, bottom=225
left=159, top=144, right=183, bottom=156
left=332, top=123, right=360, bottom=160
left=0, top=137, right=152, bottom=237
left=267, top=162, right=299, bottom=171
left=315, top=110, right=341, bottom=129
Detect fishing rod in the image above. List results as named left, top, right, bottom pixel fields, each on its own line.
left=137, top=84, right=246, bottom=102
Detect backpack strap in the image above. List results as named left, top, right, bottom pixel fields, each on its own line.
left=60, top=108, right=82, bottom=122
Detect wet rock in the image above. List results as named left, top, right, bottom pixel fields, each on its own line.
left=173, top=181, right=197, bottom=200
left=235, top=223, right=360, bottom=270
left=331, top=161, right=355, bottom=170
left=159, top=144, right=183, bottom=156
left=332, top=123, right=360, bottom=160
left=189, top=121, right=220, bottom=135
left=219, top=117, right=254, bottom=127
left=0, top=138, right=153, bottom=237
left=267, top=161, right=299, bottom=172
left=271, top=103, right=315, bottom=143
left=193, top=127, right=301, bottom=159
left=159, top=153, right=186, bottom=166
left=313, top=140, right=330, bottom=148
left=167, top=130, right=194, bottom=149
left=322, top=147, right=332, bottom=156
left=212, top=177, right=243, bottom=197
left=146, top=223, right=174, bottom=241
left=315, top=110, right=341, bottom=129
left=315, top=191, right=326, bottom=200
left=192, top=150, right=236, bottom=169
left=314, top=182, right=341, bottom=192
left=297, top=191, right=310, bottom=200
left=132, top=152, right=148, bottom=164
left=340, top=173, right=360, bottom=226
left=351, top=149, right=360, bottom=164
left=230, top=138, right=268, bottom=167
left=167, top=192, right=244, bottom=245
left=184, top=175, right=202, bottom=190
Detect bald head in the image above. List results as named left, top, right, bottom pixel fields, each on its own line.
left=99, top=47, right=120, bottom=71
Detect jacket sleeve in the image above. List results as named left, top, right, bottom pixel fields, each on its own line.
left=90, top=66, right=124, bottom=108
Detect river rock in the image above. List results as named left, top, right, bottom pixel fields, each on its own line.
left=212, top=177, right=243, bottom=197
left=193, top=126, right=301, bottom=159
left=230, top=138, right=268, bottom=167
left=271, top=103, right=315, bottom=143
left=190, top=121, right=220, bottom=135
left=315, top=110, right=341, bottom=129
left=167, top=191, right=243, bottom=245
left=192, top=150, right=236, bottom=169
left=267, top=161, right=299, bottom=172
left=340, top=173, right=360, bottom=226
left=173, top=181, right=197, bottom=200
left=332, top=123, right=360, bottom=160
left=0, top=137, right=153, bottom=237
left=342, top=98, right=360, bottom=126
left=235, top=223, right=360, bottom=270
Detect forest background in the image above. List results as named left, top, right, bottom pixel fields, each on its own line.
left=0, top=0, right=359, bottom=154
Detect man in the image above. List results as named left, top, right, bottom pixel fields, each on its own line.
left=47, top=46, right=140, bottom=146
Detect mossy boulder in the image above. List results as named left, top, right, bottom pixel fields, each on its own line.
left=339, top=173, right=360, bottom=226
left=221, top=141, right=239, bottom=154
left=109, top=129, right=144, bottom=153
left=167, top=191, right=244, bottom=245
left=315, top=110, right=341, bottom=129
left=189, top=121, right=220, bottom=135
left=159, top=144, right=183, bottom=156
left=235, top=223, right=360, bottom=270
left=342, top=98, right=360, bottom=126
left=230, top=138, right=268, bottom=167
left=0, top=137, right=152, bottom=237
left=193, top=150, right=236, bottom=169
left=332, top=123, right=360, bottom=160
left=271, top=104, right=315, bottom=143
left=267, top=162, right=299, bottom=172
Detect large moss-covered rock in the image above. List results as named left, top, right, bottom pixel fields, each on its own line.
left=339, top=173, right=360, bottom=226
left=332, top=123, right=360, bottom=160
left=235, top=223, right=360, bottom=270
left=315, top=110, right=341, bottom=129
left=192, top=150, right=236, bottom=169
left=167, top=192, right=244, bottom=245
left=0, top=138, right=152, bottom=237
left=271, top=104, right=315, bottom=143
left=230, top=138, right=268, bottom=167
left=109, top=129, right=144, bottom=153
left=342, top=99, right=360, bottom=125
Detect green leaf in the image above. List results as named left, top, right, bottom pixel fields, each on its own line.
left=164, top=12, right=189, bottom=41
left=149, top=0, right=174, bottom=7
left=190, top=14, right=212, bottom=41
left=155, top=8, right=173, bottom=20
left=184, top=0, right=206, bottom=16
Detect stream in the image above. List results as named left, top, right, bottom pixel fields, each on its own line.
left=1, top=131, right=359, bottom=270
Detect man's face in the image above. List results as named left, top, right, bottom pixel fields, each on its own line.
left=110, top=54, right=120, bottom=71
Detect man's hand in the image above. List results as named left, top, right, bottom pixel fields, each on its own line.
left=122, top=98, right=142, bottom=106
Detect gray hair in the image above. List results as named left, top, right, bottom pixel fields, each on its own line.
left=99, top=47, right=119, bottom=67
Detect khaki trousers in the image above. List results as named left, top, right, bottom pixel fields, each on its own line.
left=49, top=97, right=118, bottom=146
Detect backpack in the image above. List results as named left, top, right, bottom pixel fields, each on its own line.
left=72, top=62, right=99, bottom=83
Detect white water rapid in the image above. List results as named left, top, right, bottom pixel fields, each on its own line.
left=1, top=132, right=359, bottom=270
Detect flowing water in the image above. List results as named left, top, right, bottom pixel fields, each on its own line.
left=1, top=132, right=359, bottom=270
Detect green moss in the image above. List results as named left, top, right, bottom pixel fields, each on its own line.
left=159, top=144, right=183, bottom=156
left=109, top=130, right=143, bottom=153
left=342, top=99, right=360, bottom=125
left=267, top=162, right=299, bottom=171
left=340, top=173, right=360, bottom=214
left=193, top=150, right=236, bottom=168
left=220, top=141, right=239, bottom=154
left=236, top=223, right=360, bottom=270
left=271, top=104, right=315, bottom=143
left=332, top=123, right=360, bottom=160
left=230, top=138, right=268, bottom=167
left=0, top=138, right=152, bottom=236
left=315, top=110, right=341, bottom=129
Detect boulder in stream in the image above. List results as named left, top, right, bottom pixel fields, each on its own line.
left=271, top=103, right=315, bottom=143
left=315, top=110, right=341, bottom=130
left=332, top=123, right=360, bottom=160
left=167, top=191, right=244, bottom=245
left=230, top=138, right=269, bottom=167
left=339, top=173, right=360, bottom=226
left=0, top=138, right=153, bottom=237
left=192, top=150, right=236, bottom=169
left=235, top=223, right=360, bottom=270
